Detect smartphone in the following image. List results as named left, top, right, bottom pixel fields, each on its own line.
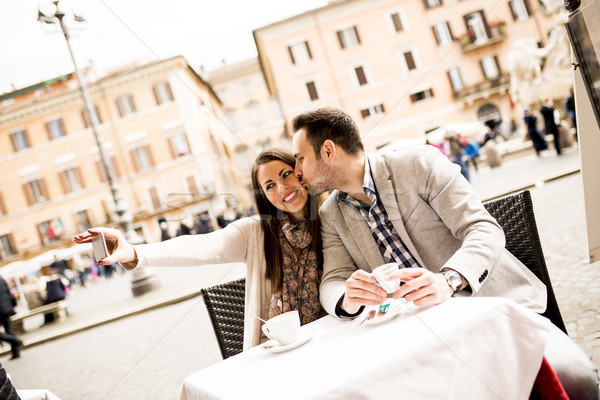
left=91, top=231, right=109, bottom=262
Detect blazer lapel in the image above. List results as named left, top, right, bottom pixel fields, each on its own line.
left=339, top=200, right=384, bottom=270
left=368, top=154, right=426, bottom=268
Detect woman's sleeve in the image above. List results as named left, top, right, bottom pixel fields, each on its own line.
left=134, top=217, right=255, bottom=268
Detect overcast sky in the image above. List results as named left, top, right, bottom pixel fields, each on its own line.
left=0, top=0, right=328, bottom=95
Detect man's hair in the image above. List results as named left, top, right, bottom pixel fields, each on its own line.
left=292, top=107, right=364, bottom=159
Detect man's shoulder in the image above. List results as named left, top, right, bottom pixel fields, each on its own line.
left=374, top=145, right=439, bottom=171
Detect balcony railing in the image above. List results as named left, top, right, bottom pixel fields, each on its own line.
left=453, top=73, right=510, bottom=102
left=458, top=21, right=507, bottom=52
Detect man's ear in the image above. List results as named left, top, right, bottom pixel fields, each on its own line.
left=321, top=140, right=336, bottom=162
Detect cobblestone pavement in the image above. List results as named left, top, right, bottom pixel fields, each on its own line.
left=3, top=144, right=598, bottom=399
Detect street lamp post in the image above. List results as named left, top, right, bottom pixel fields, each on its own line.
left=38, top=1, right=159, bottom=296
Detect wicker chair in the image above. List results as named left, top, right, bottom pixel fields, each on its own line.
left=483, top=190, right=568, bottom=334
left=201, top=278, right=246, bottom=359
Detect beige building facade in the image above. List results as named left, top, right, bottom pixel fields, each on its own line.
left=0, top=55, right=247, bottom=271
left=206, top=58, right=287, bottom=207
left=253, top=0, right=558, bottom=151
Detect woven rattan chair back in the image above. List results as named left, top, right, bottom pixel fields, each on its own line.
left=201, top=278, right=246, bottom=359
left=483, top=190, right=567, bottom=333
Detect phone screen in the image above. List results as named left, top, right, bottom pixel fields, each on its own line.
left=91, top=232, right=109, bottom=262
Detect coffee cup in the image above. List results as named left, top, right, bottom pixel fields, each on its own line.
left=261, top=310, right=301, bottom=346
left=372, top=262, right=401, bottom=293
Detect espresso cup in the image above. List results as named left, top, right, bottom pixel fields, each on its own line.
left=372, top=262, right=401, bottom=293
left=261, top=310, right=301, bottom=346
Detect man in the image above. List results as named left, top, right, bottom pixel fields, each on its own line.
left=0, top=276, right=23, bottom=359
left=291, top=107, right=598, bottom=399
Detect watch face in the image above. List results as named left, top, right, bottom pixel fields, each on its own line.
left=444, top=271, right=462, bottom=292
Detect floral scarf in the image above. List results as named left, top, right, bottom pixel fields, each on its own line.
left=269, top=213, right=322, bottom=325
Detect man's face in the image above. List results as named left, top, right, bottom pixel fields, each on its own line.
left=292, top=128, right=332, bottom=196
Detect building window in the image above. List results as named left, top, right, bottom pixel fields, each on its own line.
left=390, top=12, right=405, bottom=33
left=236, top=146, right=252, bottom=170
left=360, top=103, right=385, bottom=119
left=81, top=105, right=102, bottom=129
left=153, top=82, right=174, bottom=105
left=37, top=219, right=63, bottom=245
left=305, top=81, right=320, bottom=102
left=424, top=0, right=442, bottom=9
left=23, top=179, right=49, bottom=205
left=432, top=22, right=453, bottom=46
left=0, top=193, right=6, bottom=216
left=75, top=210, right=92, bottom=232
left=0, top=234, right=17, bottom=260
left=96, top=157, right=121, bottom=182
left=60, top=168, right=84, bottom=194
left=509, top=0, right=530, bottom=21
left=354, top=66, right=369, bottom=86
left=247, top=101, right=263, bottom=125
left=10, top=129, right=30, bottom=152
left=410, top=88, right=434, bottom=103
left=401, top=50, right=418, bottom=72
left=169, top=133, right=191, bottom=158
left=116, top=94, right=136, bottom=117
left=480, top=55, right=501, bottom=79
left=46, top=118, right=66, bottom=140
left=131, top=146, right=155, bottom=172
left=337, top=26, right=361, bottom=49
left=288, top=41, right=312, bottom=65
left=447, top=67, right=464, bottom=92
left=464, top=11, right=489, bottom=44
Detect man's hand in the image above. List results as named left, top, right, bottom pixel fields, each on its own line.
left=341, top=270, right=388, bottom=315
left=386, top=269, right=454, bottom=306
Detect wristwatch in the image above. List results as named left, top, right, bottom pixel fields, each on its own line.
left=440, top=269, right=463, bottom=293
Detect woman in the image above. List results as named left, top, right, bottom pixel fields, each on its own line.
left=73, top=148, right=325, bottom=350
left=523, top=107, right=548, bottom=156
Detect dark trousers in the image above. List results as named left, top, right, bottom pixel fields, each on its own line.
left=0, top=314, right=20, bottom=351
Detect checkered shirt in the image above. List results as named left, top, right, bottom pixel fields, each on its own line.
left=337, top=156, right=421, bottom=269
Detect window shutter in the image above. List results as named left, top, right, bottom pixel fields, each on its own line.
left=75, top=167, right=85, bottom=189
left=336, top=31, right=345, bottom=48
left=152, top=85, right=161, bottom=105
left=360, top=109, right=370, bottom=119
left=111, top=156, right=121, bottom=178
left=494, top=55, right=501, bottom=74
left=306, top=82, right=319, bottom=101
left=447, top=22, right=455, bottom=40
left=145, top=145, right=155, bottom=167
left=45, top=122, right=53, bottom=140
left=168, top=137, right=177, bottom=159
left=81, top=109, right=89, bottom=129
left=355, top=67, right=368, bottom=85
left=523, top=0, right=531, bottom=16
left=404, top=52, right=416, bottom=70
left=423, top=0, right=430, bottom=9
left=59, top=171, right=69, bottom=194
left=0, top=192, right=6, bottom=215
left=353, top=26, right=361, bottom=44
left=39, top=178, right=49, bottom=201
left=305, top=42, right=312, bottom=60
left=391, top=13, right=403, bottom=32
left=432, top=26, right=441, bottom=45
left=117, top=99, right=124, bottom=118
left=7, top=233, right=16, bottom=255
left=130, top=96, right=137, bottom=113
left=508, top=1, right=518, bottom=21
left=287, top=46, right=296, bottom=64
left=149, top=187, right=161, bottom=210
left=130, top=150, right=139, bottom=172
left=96, top=161, right=107, bottom=182
left=23, top=184, right=34, bottom=206
left=187, top=176, right=200, bottom=197
left=9, top=134, right=17, bottom=152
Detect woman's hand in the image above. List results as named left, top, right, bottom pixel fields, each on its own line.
left=73, top=227, right=138, bottom=270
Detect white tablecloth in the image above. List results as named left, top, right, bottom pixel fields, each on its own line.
left=180, top=297, right=551, bottom=400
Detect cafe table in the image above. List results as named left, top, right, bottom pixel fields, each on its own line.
left=179, top=297, right=552, bottom=400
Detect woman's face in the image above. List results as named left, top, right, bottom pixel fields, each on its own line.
left=256, top=160, right=309, bottom=221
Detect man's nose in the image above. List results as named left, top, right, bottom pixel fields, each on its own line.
left=294, top=164, right=302, bottom=177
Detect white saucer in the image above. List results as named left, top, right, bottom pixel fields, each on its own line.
left=262, top=329, right=313, bottom=353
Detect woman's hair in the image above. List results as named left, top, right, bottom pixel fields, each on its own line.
left=291, top=107, right=364, bottom=159
left=251, top=148, right=324, bottom=293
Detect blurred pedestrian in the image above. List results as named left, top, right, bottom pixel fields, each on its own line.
left=193, top=212, right=215, bottom=234
left=445, top=133, right=470, bottom=181
left=44, top=269, right=67, bottom=324
left=540, top=99, right=562, bottom=155
left=159, top=222, right=170, bottom=241
left=463, top=139, right=480, bottom=172
left=50, top=254, right=68, bottom=279
left=564, top=88, right=577, bottom=140
left=175, top=222, right=191, bottom=236
left=0, top=276, right=22, bottom=359
left=523, top=107, right=548, bottom=156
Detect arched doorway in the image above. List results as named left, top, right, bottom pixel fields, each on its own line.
left=477, top=103, right=502, bottom=128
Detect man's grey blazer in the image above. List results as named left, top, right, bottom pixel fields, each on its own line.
left=318, top=145, right=546, bottom=316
